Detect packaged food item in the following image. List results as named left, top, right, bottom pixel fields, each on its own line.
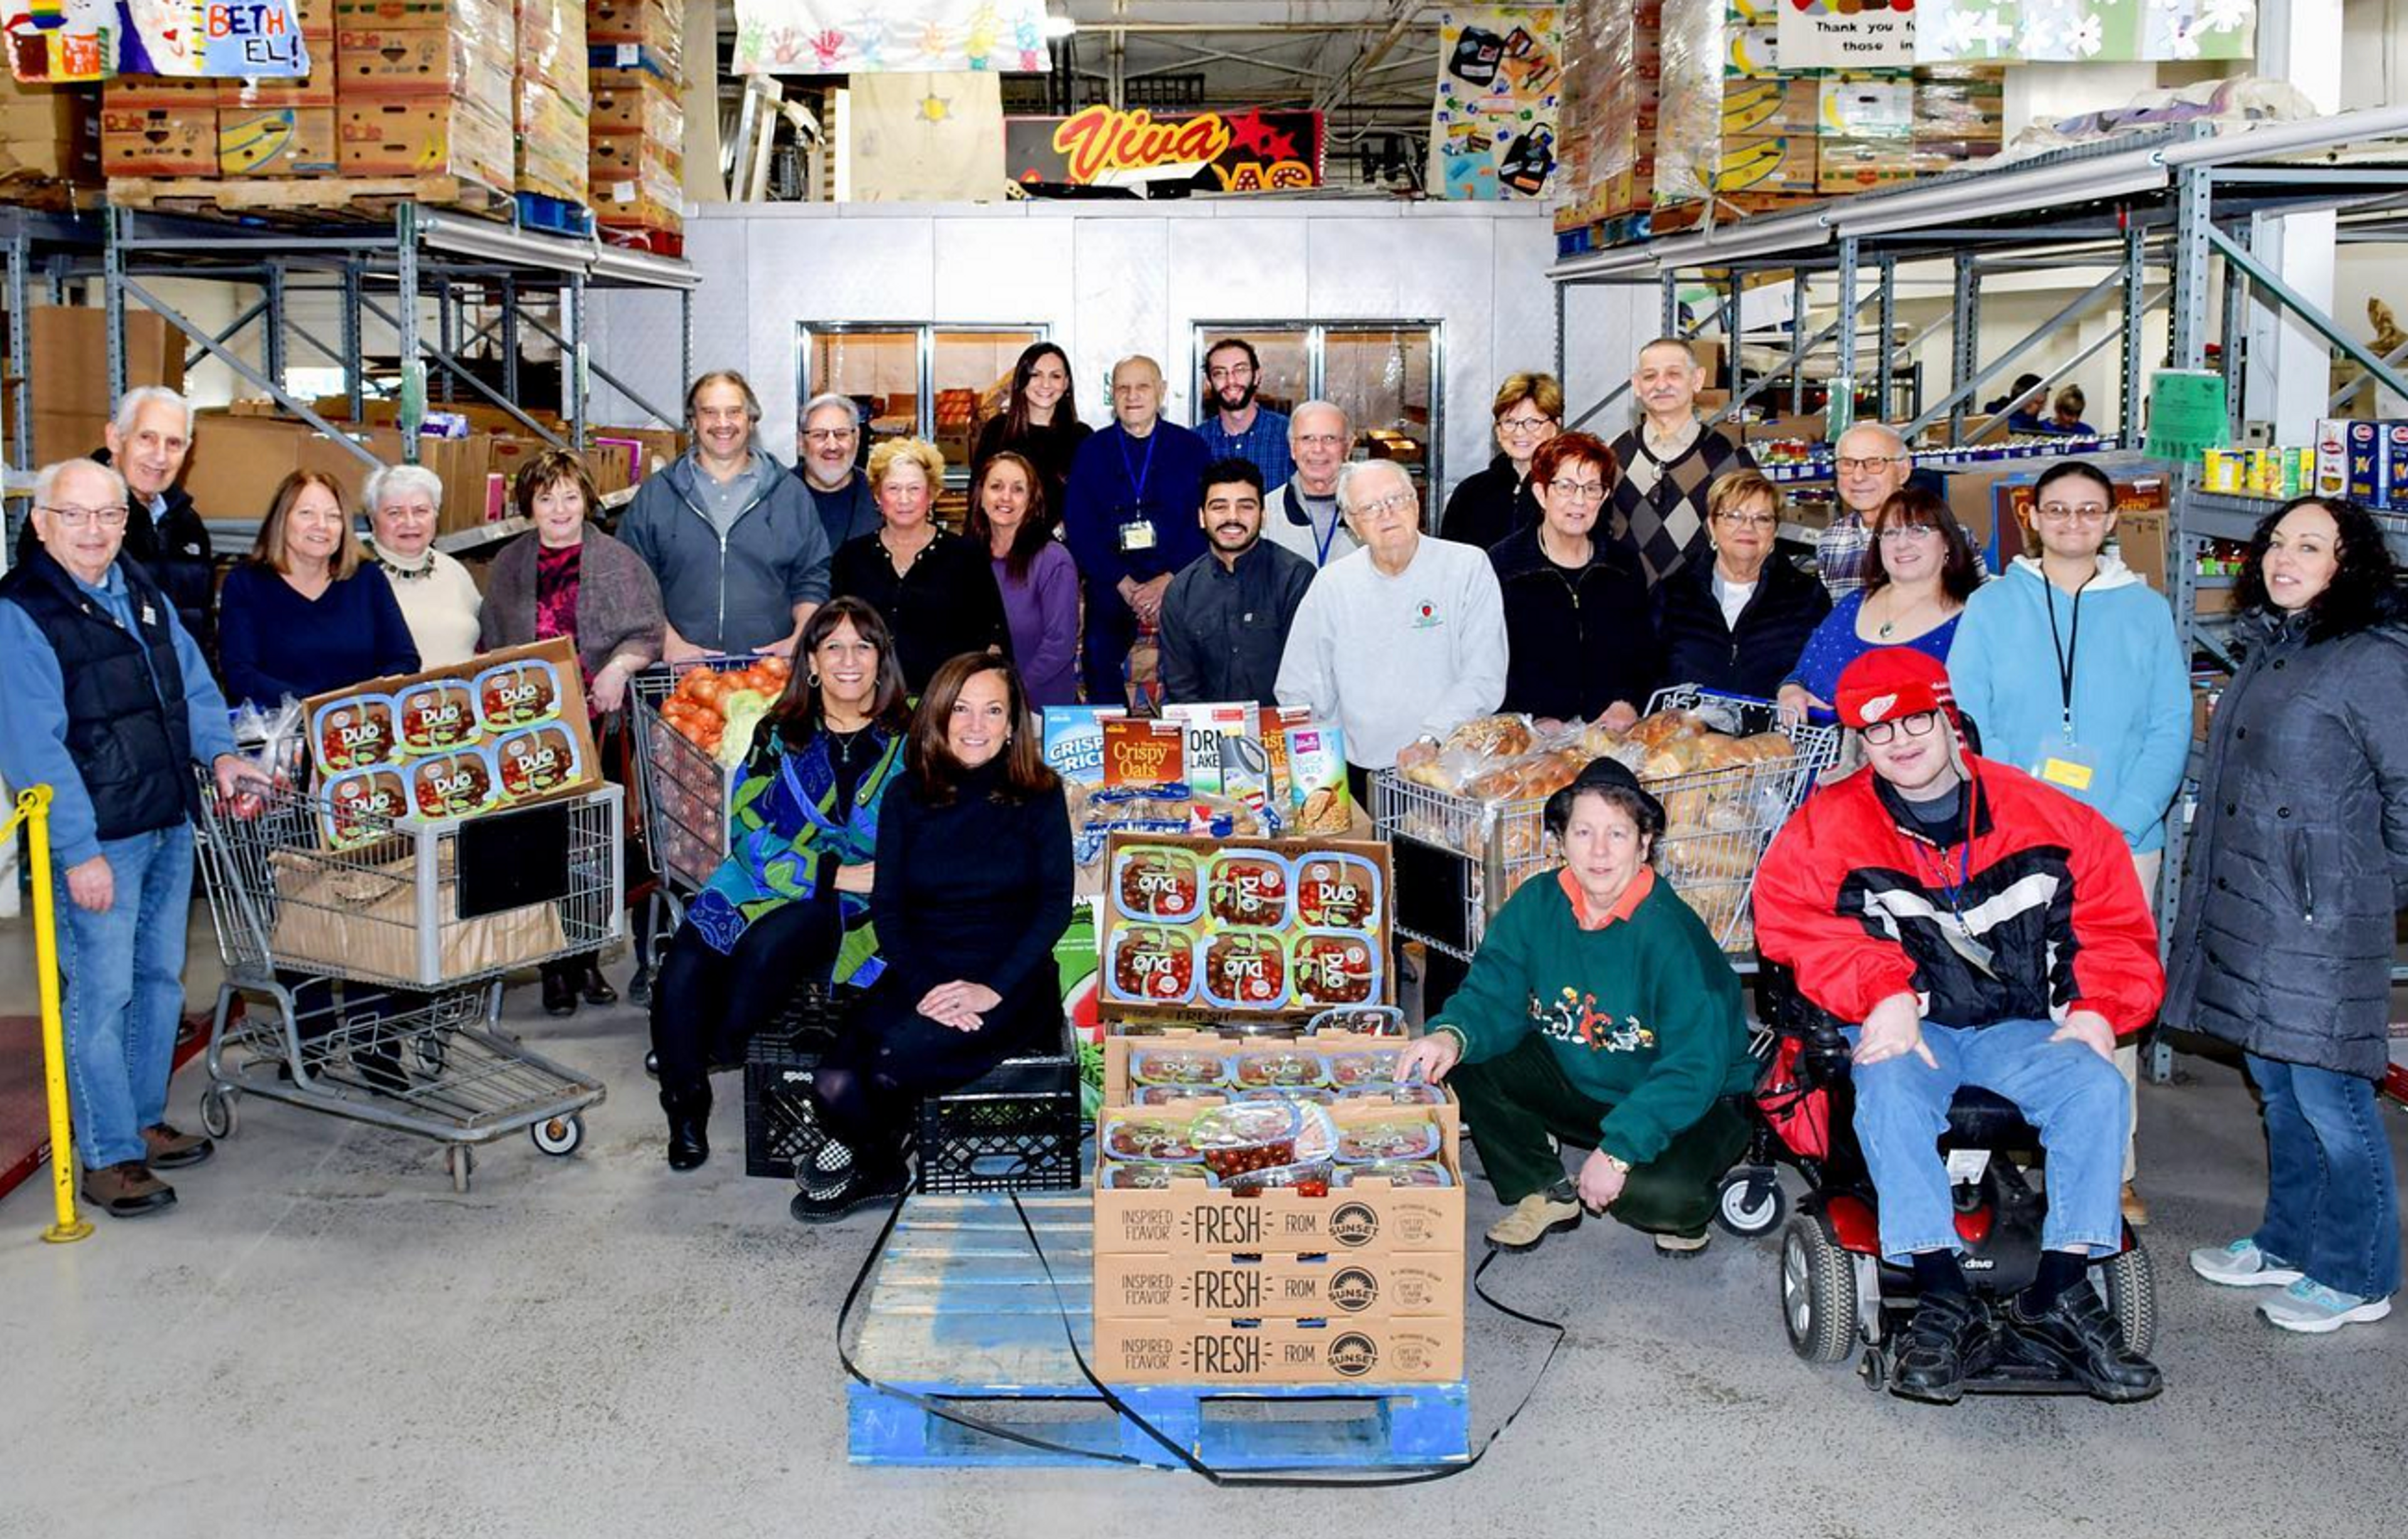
left=1106, top=923, right=1197, bottom=1004
left=1205, top=849, right=1291, bottom=926
left=1101, top=1114, right=1203, bottom=1163
left=1292, top=930, right=1383, bottom=1007
left=1223, top=1158, right=1335, bottom=1197
left=1335, top=1082, right=1450, bottom=1106
left=1293, top=851, right=1382, bottom=930
left=1041, top=705, right=1124, bottom=785
left=474, top=658, right=565, bottom=732
left=1201, top=927, right=1291, bottom=1009
left=1112, top=844, right=1204, bottom=922
left=312, top=693, right=399, bottom=772
left=393, top=680, right=480, bottom=755
left=490, top=722, right=584, bottom=802
left=1189, top=1101, right=1304, bottom=1177
left=1285, top=724, right=1349, bottom=834
left=1306, top=1004, right=1407, bottom=1037
left=1337, top=1159, right=1454, bottom=1188
left=1444, top=713, right=1535, bottom=759
left=1324, top=1048, right=1402, bottom=1088
left=1101, top=1160, right=1215, bottom=1189
left=1235, top=1085, right=1337, bottom=1105
left=406, top=745, right=499, bottom=819
left=1102, top=717, right=1184, bottom=786
left=1292, top=1101, right=1341, bottom=1161
left=1229, top=1048, right=1328, bottom=1090
left=1132, top=1083, right=1228, bottom=1106
left=320, top=765, right=409, bottom=848
left=1336, top=1118, right=1444, bottom=1164
left=1127, top=1045, right=1230, bottom=1089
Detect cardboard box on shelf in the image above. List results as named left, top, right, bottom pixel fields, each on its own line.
left=1088, top=1314, right=1462, bottom=1385
left=1818, top=81, right=1913, bottom=139
left=586, top=66, right=681, bottom=139
left=25, top=411, right=112, bottom=468
left=1913, top=80, right=2005, bottom=142
left=101, top=105, right=220, bottom=176
left=517, top=0, right=588, bottom=90
left=335, top=26, right=516, bottom=115
left=585, top=0, right=683, bottom=67
left=337, top=97, right=514, bottom=186
left=221, top=56, right=342, bottom=110
left=333, top=0, right=515, bottom=39
left=101, top=74, right=224, bottom=110
left=589, top=174, right=679, bottom=229
left=29, top=307, right=186, bottom=418
left=181, top=411, right=504, bottom=532
left=1720, top=78, right=1816, bottom=138
left=0, top=93, right=100, bottom=181
left=1817, top=136, right=1992, bottom=195
left=1714, top=135, right=1817, bottom=198
left=588, top=130, right=678, bottom=184
left=1091, top=1249, right=1465, bottom=1320
left=219, top=107, right=340, bottom=176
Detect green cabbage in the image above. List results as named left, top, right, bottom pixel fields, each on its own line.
left=716, top=689, right=771, bottom=769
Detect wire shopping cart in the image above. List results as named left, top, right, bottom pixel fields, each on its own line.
left=628, top=656, right=769, bottom=957
left=193, top=779, right=621, bottom=1192
left=1372, top=688, right=1840, bottom=964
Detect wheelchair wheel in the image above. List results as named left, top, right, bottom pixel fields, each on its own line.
left=1780, top=1214, right=1859, bottom=1364
left=2094, top=1243, right=2158, bottom=1358
left=1716, top=1169, right=1787, bottom=1237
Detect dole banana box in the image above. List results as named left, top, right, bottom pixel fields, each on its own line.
left=1721, top=79, right=1816, bottom=138
left=219, top=107, right=338, bottom=176
left=1714, top=134, right=1816, bottom=197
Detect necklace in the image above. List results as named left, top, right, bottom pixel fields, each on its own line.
left=1876, top=589, right=1931, bottom=641
left=825, top=722, right=869, bottom=767
left=371, top=540, right=436, bottom=584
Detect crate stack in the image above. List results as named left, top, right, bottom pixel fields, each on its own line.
left=517, top=0, right=591, bottom=228
left=332, top=0, right=517, bottom=206
left=586, top=0, right=684, bottom=255
left=1817, top=68, right=2004, bottom=196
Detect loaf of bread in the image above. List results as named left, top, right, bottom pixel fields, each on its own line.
left=1444, top=713, right=1536, bottom=759
left=1627, top=708, right=1709, bottom=751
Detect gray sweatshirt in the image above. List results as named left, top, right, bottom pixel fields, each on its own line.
left=620, top=449, right=833, bottom=654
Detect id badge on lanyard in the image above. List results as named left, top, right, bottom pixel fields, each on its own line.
left=1117, top=513, right=1158, bottom=554
left=2035, top=578, right=2101, bottom=799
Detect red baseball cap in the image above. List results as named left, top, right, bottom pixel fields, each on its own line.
left=1834, top=647, right=1958, bottom=732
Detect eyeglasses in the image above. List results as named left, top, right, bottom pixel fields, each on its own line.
left=40, top=503, right=130, bottom=529
left=1547, top=478, right=1607, bottom=502
left=801, top=428, right=858, bottom=444
left=1497, top=415, right=1556, bottom=436
left=1205, top=365, right=1255, bottom=382
left=1714, top=510, right=1776, bottom=530
left=1353, top=492, right=1418, bottom=519
left=1834, top=455, right=1905, bottom=474
left=2036, top=503, right=2112, bottom=525
left=1877, top=523, right=1941, bottom=544
left=1859, top=711, right=1941, bottom=746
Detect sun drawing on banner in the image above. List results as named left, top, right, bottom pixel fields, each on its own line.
left=918, top=92, right=953, bottom=124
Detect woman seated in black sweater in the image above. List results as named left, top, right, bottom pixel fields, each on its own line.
left=789, top=651, right=1074, bottom=1220
left=1652, top=469, right=1830, bottom=700
left=1490, top=430, right=1656, bottom=728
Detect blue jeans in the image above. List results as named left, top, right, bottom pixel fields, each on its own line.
left=2246, top=1053, right=2401, bottom=1300
left=1848, top=1018, right=2128, bottom=1264
left=55, top=824, right=195, bottom=1170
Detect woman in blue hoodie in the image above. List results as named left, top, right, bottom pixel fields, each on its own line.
left=1946, top=459, right=2190, bottom=1225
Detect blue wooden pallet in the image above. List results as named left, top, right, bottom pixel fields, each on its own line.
left=845, top=1194, right=1472, bottom=1470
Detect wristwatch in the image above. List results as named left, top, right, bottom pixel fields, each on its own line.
left=1601, top=1152, right=1632, bottom=1176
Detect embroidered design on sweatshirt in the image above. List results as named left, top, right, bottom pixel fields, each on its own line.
left=1530, top=985, right=1656, bottom=1053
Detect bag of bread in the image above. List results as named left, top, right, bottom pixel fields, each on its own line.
left=1625, top=708, right=1708, bottom=752
left=1442, top=713, right=1535, bottom=760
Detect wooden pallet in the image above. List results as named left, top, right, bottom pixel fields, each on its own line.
left=104, top=173, right=514, bottom=225
left=845, top=1193, right=1473, bottom=1470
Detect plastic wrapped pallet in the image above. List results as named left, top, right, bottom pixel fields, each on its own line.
left=332, top=0, right=518, bottom=194
left=588, top=66, right=681, bottom=143
left=1653, top=0, right=1723, bottom=206
left=515, top=0, right=591, bottom=206
left=1549, top=0, right=1599, bottom=234
left=586, top=0, right=682, bottom=78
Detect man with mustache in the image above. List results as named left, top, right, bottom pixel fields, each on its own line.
left=1157, top=458, right=1314, bottom=707
left=1195, top=337, right=1294, bottom=490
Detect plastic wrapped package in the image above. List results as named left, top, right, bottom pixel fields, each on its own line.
left=1101, top=1114, right=1203, bottom=1163
left=1223, top=1159, right=1335, bottom=1197
left=1336, top=1118, right=1445, bottom=1165
left=514, top=0, right=586, bottom=92
left=1338, top=1159, right=1454, bottom=1189
left=1550, top=0, right=1601, bottom=229
left=1228, top=1048, right=1329, bottom=1092
left=1654, top=0, right=1724, bottom=206
left=1101, top=1160, right=1214, bottom=1190
left=1127, top=1044, right=1229, bottom=1089
left=515, top=75, right=591, bottom=204
left=1190, top=1101, right=1306, bottom=1178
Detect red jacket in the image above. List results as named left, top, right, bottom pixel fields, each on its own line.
left=1753, top=757, right=2162, bottom=1036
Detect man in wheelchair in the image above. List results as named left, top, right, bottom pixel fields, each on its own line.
left=1754, top=648, right=2164, bottom=1404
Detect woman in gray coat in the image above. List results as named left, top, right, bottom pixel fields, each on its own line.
left=2167, top=495, right=2407, bottom=1335
left=482, top=449, right=666, bottom=1014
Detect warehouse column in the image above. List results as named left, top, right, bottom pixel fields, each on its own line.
left=2245, top=0, right=2343, bottom=443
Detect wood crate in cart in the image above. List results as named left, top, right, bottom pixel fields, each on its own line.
left=1372, top=689, right=1840, bottom=962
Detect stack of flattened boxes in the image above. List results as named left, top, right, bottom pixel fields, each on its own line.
left=516, top=0, right=591, bottom=213
left=586, top=0, right=683, bottom=253
left=2, top=70, right=102, bottom=199
left=334, top=0, right=517, bottom=196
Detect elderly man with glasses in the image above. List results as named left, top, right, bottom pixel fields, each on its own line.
left=1817, top=421, right=1920, bottom=598
left=794, top=391, right=884, bottom=551
left=0, top=458, right=265, bottom=1217
left=1260, top=399, right=1361, bottom=570
left=1603, top=337, right=1758, bottom=589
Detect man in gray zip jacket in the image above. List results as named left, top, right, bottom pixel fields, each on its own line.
left=621, top=369, right=832, bottom=658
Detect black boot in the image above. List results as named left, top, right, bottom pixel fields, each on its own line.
left=1891, top=1291, right=1993, bottom=1405
left=2004, top=1281, right=2163, bottom=1403
left=580, top=956, right=619, bottom=1007
left=661, top=1085, right=710, bottom=1171
left=541, top=961, right=578, bottom=1017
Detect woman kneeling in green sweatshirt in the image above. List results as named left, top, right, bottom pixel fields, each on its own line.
left=1398, top=758, right=1758, bottom=1256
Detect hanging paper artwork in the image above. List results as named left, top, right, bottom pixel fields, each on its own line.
left=1915, top=0, right=2254, bottom=62
left=733, top=0, right=1050, bottom=75
left=1778, top=0, right=1917, bottom=70
left=847, top=71, right=1008, bottom=201
left=11, top=0, right=310, bottom=82
left=1428, top=6, right=1564, bottom=201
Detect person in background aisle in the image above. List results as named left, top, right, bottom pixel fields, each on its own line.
left=1157, top=458, right=1314, bottom=708
left=478, top=449, right=666, bottom=1016
left=622, top=369, right=832, bottom=659
left=971, top=342, right=1092, bottom=515
left=1990, top=372, right=2049, bottom=433
left=1654, top=469, right=1830, bottom=700
left=1259, top=399, right=1361, bottom=569
left=789, top=653, right=1072, bottom=1221
left=830, top=437, right=1013, bottom=695
left=794, top=394, right=884, bottom=551
left=1780, top=486, right=1977, bottom=724
left=2045, top=385, right=2097, bottom=438
left=1062, top=355, right=1212, bottom=707
left=2168, top=495, right=2408, bottom=1335
left=1491, top=431, right=1655, bottom=727
left=1276, top=458, right=1508, bottom=790
left=1401, top=756, right=1756, bottom=1256
left=1815, top=421, right=1916, bottom=599
left=0, top=458, right=265, bottom=1217
left=1193, top=336, right=1294, bottom=490
left=966, top=450, right=1080, bottom=710
left=1439, top=372, right=1560, bottom=550
left=1946, top=460, right=2188, bottom=1227
left=1605, top=337, right=1758, bottom=588
left=363, top=463, right=481, bottom=669
left=14, top=387, right=214, bottom=653
left=651, top=599, right=909, bottom=1173
left=218, top=470, right=418, bottom=711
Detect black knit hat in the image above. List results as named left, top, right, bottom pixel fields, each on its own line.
left=1543, top=755, right=1666, bottom=843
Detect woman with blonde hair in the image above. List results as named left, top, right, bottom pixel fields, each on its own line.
left=1653, top=468, right=1831, bottom=698
left=1439, top=372, right=1563, bottom=550
left=829, top=436, right=1011, bottom=693
left=218, top=469, right=418, bottom=710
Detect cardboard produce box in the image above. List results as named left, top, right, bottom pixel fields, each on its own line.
left=335, top=26, right=516, bottom=115
left=337, top=97, right=513, bottom=186
left=589, top=174, right=679, bottom=228
left=517, top=0, right=587, bottom=92
left=516, top=75, right=593, bottom=202
left=102, top=74, right=223, bottom=110
left=585, top=0, right=682, bottom=67
left=334, top=0, right=515, bottom=36
left=1720, top=79, right=1815, bottom=138
left=1713, top=134, right=1817, bottom=198
left=587, top=66, right=680, bottom=140
left=1817, top=137, right=1988, bottom=195
left=1089, top=1315, right=1462, bottom=1385
left=221, top=57, right=342, bottom=110
left=102, top=105, right=219, bottom=176
left=1092, top=1249, right=1464, bottom=1320
left=588, top=129, right=677, bottom=184
left=219, top=107, right=339, bottom=176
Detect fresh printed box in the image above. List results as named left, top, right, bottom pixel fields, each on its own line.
left=1088, top=1314, right=1462, bottom=1384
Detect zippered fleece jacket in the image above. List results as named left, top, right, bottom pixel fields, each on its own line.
left=620, top=449, right=833, bottom=654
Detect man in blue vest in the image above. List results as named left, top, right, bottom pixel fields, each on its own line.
left=0, top=458, right=263, bottom=1217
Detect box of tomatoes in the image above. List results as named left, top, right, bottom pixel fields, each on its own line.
left=1099, top=831, right=1391, bottom=1022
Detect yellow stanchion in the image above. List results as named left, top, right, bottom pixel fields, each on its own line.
left=10, top=787, right=92, bottom=1244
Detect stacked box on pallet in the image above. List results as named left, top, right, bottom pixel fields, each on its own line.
left=1548, top=0, right=1602, bottom=243
left=2, top=73, right=102, bottom=199
left=216, top=0, right=338, bottom=177
left=586, top=0, right=684, bottom=253
left=518, top=0, right=591, bottom=215
left=101, top=71, right=222, bottom=178
left=333, top=0, right=517, bottom=195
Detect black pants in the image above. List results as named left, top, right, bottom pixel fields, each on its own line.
left=648, top=893, right=840, bottom=1095
left=810, top=965, right=1060, bottom=1164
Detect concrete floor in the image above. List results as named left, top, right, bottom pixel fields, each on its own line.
left=3, top=940, right=2407, bottom=1539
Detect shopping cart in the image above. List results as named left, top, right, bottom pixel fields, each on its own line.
left=1372, top=688, right=1840, bottom=964
left=628, top=656, right=763, bottom=960
left=192, top=778, right=621, bottom=1192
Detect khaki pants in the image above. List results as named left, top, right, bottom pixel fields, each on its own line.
left=2120, top=849, right=2162, bottom=1184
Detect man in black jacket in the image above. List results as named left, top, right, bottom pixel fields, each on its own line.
left=1157, top=458, right=1314, bottom=706
left=14, top=387, right=214, bottom=652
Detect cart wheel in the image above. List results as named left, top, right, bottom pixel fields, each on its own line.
left=2094, top=1242, right=2159, bottom=1358
left=1780, top=1213, right=1859, bottom=1365
left=531, top=1115, right=584, bottom=1157
left=1859, top=1348, right=1889, bottom=1394
left=414, top=1034, right=448, bottom=1076
left=198, top=1085, right=238, bottom=1140
left=1715, top=1169, right=1787, bottom=1237
left=446, top=1144, right=473, bottom=1194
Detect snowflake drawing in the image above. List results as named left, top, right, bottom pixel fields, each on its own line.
left=2163, top=19, right=2203, bottom=56
left=2067, top=11, right=2106, bottom=55
left=2202, top=0, right=2252, bottom=30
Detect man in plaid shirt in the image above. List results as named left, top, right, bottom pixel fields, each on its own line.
left=1817, top=422, right=1916, bottom=597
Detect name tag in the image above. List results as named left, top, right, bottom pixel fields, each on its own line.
left=1118, top=518, right=1157, bottom=554
left=2037, top=746, right=2098, bottom=794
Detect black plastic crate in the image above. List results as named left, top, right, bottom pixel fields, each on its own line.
left=743, top=1031, right=823, bottom=1180
left=914, top=1023, right=1082, bottom=1195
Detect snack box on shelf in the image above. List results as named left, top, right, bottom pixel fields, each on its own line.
left=1088, top=1313, right=1462, bottom=1384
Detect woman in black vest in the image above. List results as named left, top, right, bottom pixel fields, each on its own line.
left=1654, top=470, right=1831, bottom=700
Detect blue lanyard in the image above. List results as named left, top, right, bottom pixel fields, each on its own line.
left=1117, top=427, right=1159, bottom=508
left=1298, top=485, right=1341, bottom=567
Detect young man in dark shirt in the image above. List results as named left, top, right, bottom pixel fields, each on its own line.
left=1156, top=458, right=1314, bottom=706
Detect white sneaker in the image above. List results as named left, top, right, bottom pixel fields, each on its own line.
left=2258, top=1279, right=2393, bottom=1334
left=2189, top=1238, right=2303, bottom=1289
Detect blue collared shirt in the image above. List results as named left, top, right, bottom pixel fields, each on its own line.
left=1196, top=406, right=1296, bottom=490
left=0, top=559, right=236, bottom=865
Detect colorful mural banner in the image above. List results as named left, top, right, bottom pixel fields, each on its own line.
left=1428, top=6, right=1563, bottom=202
left=10, top=0, right=310, bottom=83
left=1005, top=107, right=1325, bottom=194
left=733, top=0, right=1050, bottom=75
left=1916, top=0, right=2255, bottom=62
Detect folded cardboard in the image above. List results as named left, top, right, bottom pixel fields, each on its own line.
left=219, top=107, right=339, bottom=176
left=1088, top=1314, right=1462, bottom=1385
left=1091, top=1249, right=1464, bottom=1320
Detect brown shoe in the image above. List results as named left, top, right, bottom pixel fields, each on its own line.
left=2121, top=1182, right=2150, bottom=1227
left=1484, top=1189, right=1583, bottom=1252
left=1653, top=1229, right=1713, bottom=1259
left=142, top=1123, right=215, bottom=1170
left=82, top=1160, right=177, bottom=1218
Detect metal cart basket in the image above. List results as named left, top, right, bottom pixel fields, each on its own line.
left=1373, top=688, right=1840, bottom=962
left=628, top=657, right=758, bottom=948
left=192, top=780, right=621, bottom=1191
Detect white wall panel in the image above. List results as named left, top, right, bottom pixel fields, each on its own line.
left=931, top=218, right=1075, bottom=326
left=1304, top=218, right=1403, bottom=320
left=1071, top=219, right=1175, bottom=418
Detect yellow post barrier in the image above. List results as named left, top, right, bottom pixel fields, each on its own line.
left=14, top=787, right=92, bottom=1244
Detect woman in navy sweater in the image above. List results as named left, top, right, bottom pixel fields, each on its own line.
left=218, top=470, right=419, bottom=710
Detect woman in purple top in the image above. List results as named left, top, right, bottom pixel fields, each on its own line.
left=1778, top=486, right=1981, bottom=725
left=966, top=450, right=1080, bottom=709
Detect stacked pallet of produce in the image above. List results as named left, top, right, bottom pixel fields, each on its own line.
left=586, top=0, right=683, bottom=254
left=518, top=0, right=591, bottom=223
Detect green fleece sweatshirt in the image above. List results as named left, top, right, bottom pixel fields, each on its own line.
left=1428, top=873, right=1755, bottom=1167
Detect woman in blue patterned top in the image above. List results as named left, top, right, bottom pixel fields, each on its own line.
left=1778, top=487, right=1981, bottom=725
left=651, top=597, right=909, bottom=1172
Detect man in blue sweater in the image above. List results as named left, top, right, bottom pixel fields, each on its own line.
left=1946, top=459, right=2189, bottom=1226
left=0, top=459, right=265, bottom=1217
left=1062, top=355, right=1211, bottom=706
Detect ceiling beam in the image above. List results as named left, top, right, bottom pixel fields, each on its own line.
left=1312, top=0, right=1426, bottom=112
